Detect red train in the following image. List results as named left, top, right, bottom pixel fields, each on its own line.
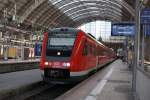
left=40, top=27, right=116, bottom=83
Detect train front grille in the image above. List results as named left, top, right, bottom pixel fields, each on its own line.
left=44, top=68, right=70, bottom=79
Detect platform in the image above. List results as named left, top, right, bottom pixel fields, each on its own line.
left=0, top=59, right=40, bottom=64
left=56, top=59, right=133, bottom=100
left=0, top=59, right=40, bottom=73
left=0, top=69, right=42, bottom=100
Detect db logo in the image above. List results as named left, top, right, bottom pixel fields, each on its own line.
left=53, top=62, right=60, bottom=66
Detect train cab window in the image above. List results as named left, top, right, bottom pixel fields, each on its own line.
left=46, top=31, right=77, bottom=57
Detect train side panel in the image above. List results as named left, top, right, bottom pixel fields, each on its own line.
left=40, top=32, right=48, bottom=70
left=70, top=31, right=97, bottom=77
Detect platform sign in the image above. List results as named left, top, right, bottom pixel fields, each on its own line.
left=141, top=8, right=150, bottom=24
left=141, top=8, right=150, bottom=36
left=34, top=42, right=42, bottom=56
left=111, top=23, right=135, bottom=36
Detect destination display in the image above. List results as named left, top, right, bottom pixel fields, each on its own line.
left=141, top=8, right=150, bottom=24
left=49, top=32, right=77, bottom=38
left=111, top=23, right=135, bottom=36
left=141, top=8, right=150, bottom=36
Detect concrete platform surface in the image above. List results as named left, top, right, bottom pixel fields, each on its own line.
left=0, top=59, right=40, bottom=73
left=0, top=69, right=42, bottom=99
left=0, top=59, right=40, bottom=64
left=56, top=60, right=133, bottom=100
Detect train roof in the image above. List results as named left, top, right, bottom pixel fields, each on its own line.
left=49, top=27, right=80, bottom=33
left=85, top=32, right=112, bottom=52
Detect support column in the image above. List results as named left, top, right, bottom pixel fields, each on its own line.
left=21, top=34, right=24, bottom=60
left=133, top=0, right=141, bottom=99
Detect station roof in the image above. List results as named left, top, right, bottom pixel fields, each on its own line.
left=0, top=0, right=149, bottom=30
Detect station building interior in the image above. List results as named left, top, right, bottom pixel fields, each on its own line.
left=0, top=0, right=137, bottom=60
left=0, top=0, right=150, bottom=100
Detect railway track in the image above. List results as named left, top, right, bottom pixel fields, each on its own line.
left=4, top=82, right=77, bottom=100
left=25, top=84, right=77, bottom=100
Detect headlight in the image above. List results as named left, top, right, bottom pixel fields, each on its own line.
left=63, top=62, right=70, bottom=67
left=66, top=63, right=70, bottom=67
left=44, top=62, right=48, bottom=66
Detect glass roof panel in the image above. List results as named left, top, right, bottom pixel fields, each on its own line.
left=48, top=0, right=133, bottom=22
left=64, top=7, right=122, bottom=16
left=53, top=0, right=122, bottom=10
left=72, top=14, right=121, bottom=23
left=63, top=4, right=122, bottom=15
left=67, top=8, right=122, bottom=18
left=71, top=11, right=121, bottom=21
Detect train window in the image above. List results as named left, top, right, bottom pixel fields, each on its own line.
left=91, top=46, right=94, bottom=56
left=91, top=46, right=94, bottom=55
left=89, top=45, right=93, bottom=55
left=88, top=45, right=91, bottom=55
left=48, top=38, right=75, bottom=46
left=82, top=41, right=88, bottom=56
left=100, top=50, right=105, bottom=56
left=103, top=51, right=107, bottom=56
left=93, top=46, right=97, bottom=56
left=96, top=48, right=99, bottom=56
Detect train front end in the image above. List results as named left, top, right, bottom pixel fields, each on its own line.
left=40, top=28, right=78, bottom=83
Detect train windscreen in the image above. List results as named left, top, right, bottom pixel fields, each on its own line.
left=46, top=31, right=77, bottom=57
left=49, top=38, right=75, bottom=46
